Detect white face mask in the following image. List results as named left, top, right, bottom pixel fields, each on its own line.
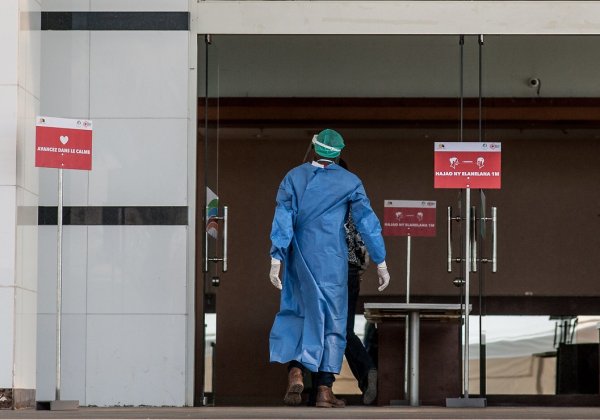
left=311, top=159, right=333, bottom=168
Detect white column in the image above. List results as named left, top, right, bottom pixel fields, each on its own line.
left=37, top=1, right=193, bottom=407
left=0, top=0, right=41, bottom=410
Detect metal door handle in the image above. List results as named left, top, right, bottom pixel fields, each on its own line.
left=222, top=206, right=228, bottom=272
left=203, top=206, right=228, bottom=273
left=204, top=206, right=209, bottom=273
left=492, top=207, right=497, bottom=272
left=471, top=206, right=477, bottom=273
left=447, top=206, right=452, bottom=273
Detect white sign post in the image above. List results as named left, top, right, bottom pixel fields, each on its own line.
left=436, top=142, right=501, bottom=408
left=36, top=116, right=93, bottom=411
left=383, top=199, right=436, bottom=406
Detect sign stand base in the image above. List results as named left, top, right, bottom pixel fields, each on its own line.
left=36, top=400, right=79, bottom=411
left=446, top=397, right=487, bottom=408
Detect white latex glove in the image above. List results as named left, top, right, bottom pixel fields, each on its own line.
left=377, top=261, right=390, bottom=292
left=270, top=258, right=282, bottom=290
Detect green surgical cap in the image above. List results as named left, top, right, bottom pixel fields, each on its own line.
left=313, top=129, right=345, bottom=158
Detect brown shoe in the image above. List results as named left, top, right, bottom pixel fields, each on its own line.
left=315, top=385, right=346, bottom=408
left=283, top=367, right=303, bottom=406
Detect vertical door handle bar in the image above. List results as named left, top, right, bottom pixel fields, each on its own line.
left=204, top=206, right=209, bottom=272
left=471, top=206, right=477, bottom=273
left=492, top=207, right=497, bottom=272
left=447, top=206, right=452, bottom=273
left=222, top=206, right=228, bottom=272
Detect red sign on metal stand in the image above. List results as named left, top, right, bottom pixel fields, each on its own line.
left=35, top=116, right=92, bottom=410
left=434, top=142, right=501, bottom=189
left=383, top=200, right=437, bottom=237
left=35, top=116, right=93, bottom=170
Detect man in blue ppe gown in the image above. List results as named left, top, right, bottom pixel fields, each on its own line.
left=268, top=129, right=391, bottom=408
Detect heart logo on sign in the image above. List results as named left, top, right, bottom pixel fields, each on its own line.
left=59, top=136, right=69, bottom=145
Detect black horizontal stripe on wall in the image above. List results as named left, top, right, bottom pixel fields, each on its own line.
left=41, top=12, right=189, bottom=31
left=38, top=206, right=188, bottom=225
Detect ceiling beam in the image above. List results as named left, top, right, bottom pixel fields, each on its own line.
left=197, top=97, right=600, bottom=129
left=194, top=1, right=600, bottom=35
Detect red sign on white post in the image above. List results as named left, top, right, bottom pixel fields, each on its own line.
left=35, top=116, right=93, bottom=170
left=383, top=200, right=437, bottom=237
left=434, top=142, right=501, bottom=189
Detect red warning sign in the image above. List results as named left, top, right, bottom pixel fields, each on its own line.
left=383, top=200, right=437, bottom=237
left=35, top=116, right=93, bottom=170
left=434, top=142, right=501, bottom=189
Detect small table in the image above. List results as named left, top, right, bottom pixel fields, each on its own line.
left=364, top=303, right=468, bottom=406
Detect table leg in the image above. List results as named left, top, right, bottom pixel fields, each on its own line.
left=409, top=311, right=420, bottom=406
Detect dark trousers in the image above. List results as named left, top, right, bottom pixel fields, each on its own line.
left=288, top=360, right=335, bottom=387
left=345, top=264, right=376, bottom=392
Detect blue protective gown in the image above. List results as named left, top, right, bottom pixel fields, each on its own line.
left=269, top=162, right=386, bottom=374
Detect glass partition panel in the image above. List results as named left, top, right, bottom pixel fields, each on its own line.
left=469, top=316, right=600, bottom=395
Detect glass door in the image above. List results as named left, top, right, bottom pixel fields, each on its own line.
left=196, top=34, right=226, bottom=406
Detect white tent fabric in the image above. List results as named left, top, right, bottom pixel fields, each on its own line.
left=467, top=316, right=600, bottom=394
left=203, top=314, right=600, bottom=395
left=469, top=316, right=600, bottom=359
left=469, top=316, right=556, bottom=359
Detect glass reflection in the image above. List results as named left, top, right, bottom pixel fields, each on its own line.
left=469, top=316, right=600, bottom=395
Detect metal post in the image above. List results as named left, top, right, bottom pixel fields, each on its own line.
left=409, top=311, right=420, bottom=406
left=479, top=193, right=487, bottom=397
left=464, top=187, right=471, bottom=397
left=459, top=35, right=464, bottom=142
left=55, top=168, right=63, bottom=402
left=446, top=36, right=487, bottom=409
left=446, top=199, right=485, bottom=403
left=447, top=186, right=485, bottom=406
left=406, top=235, right=411, bottom=303
left=404, top=318, right=409, bottom=402
left=404, top=235, right=411, bottom=402
left=480, top=332, right=487, bottom=396
left=46, top=169, right=78, bottom=411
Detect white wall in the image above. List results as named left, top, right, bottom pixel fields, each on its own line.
left=37, top=0, right=193, bottom=406
left=0, top=0, right=40, bottom=394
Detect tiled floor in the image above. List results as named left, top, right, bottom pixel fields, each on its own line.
left=2, top=406, right=600, bottom=420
